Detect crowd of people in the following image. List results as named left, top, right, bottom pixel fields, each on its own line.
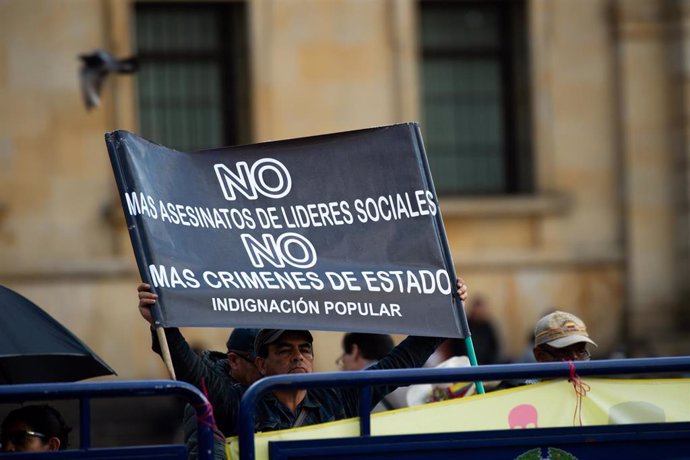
left=137, top=279, right=467, bottom=458
left=1, top=278, right=603, bottom=457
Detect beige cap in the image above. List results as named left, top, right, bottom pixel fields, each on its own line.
left=534, top=311, right=597, bottom=348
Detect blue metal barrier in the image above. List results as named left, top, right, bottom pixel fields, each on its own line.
left=239, top=356, right=690, bottom=460
left=0, top=380, right=214, bottom=459
left=268, top=421, right=690, bottom=460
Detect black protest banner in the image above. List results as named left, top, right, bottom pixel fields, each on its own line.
left=106, top=123, right=468, bottom=338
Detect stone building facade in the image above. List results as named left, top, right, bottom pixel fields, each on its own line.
left=0, top=0, right=688, bottom=379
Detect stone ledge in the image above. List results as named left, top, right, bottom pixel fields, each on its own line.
left=0, top=258, right=138, bottom=280
left=439, top=193, right=570, bottom=218
left=455, top=249, right=624, bottom=270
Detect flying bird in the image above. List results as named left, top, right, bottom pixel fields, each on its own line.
left=78, top=49, right=138, bottom=110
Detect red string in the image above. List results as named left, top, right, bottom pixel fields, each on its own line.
left=567, top=361, right=590, bottom=426
left=195, top=377, right=218, bottom=430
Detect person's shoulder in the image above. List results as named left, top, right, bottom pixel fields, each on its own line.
left=306, top=386, right=343, bottom=405
left=213, top=381, right=248, bottom=414
left=306, top=386, right=340, bottom=397
left=204, top=350, right=231, bottom=368
left=197, top=349, right=234, bottom=377
left=301, top=388, right=351, bottom=420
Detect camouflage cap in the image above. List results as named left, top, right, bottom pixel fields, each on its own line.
left=534, top=311, right=597, bottom=348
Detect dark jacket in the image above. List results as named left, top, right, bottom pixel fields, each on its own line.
left=152, top=331, right=232, bottom=460
left=182, top=403, right=227, bottom=460
left=153, top=327, right=441, bottom=437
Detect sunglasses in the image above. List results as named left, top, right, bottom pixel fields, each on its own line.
left=540, top=344, right=591, bottom=361
left=1, top=430, right=48, bottom=448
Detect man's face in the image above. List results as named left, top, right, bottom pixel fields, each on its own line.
left=337, top=344, right=363, bottom=371
left=256, top=331, right=314, bottom=376
left=228, top=351, right=262, bottom=386
left=534, top=342, right=591, bottom=363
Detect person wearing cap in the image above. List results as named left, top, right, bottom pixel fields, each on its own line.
left=139, top=284, right=261, bottom=387
left=138, top=279, right=468, bottom=437
left=248, top=296, right=463, bottom=432
left=180, top=327, right=262, bottom=460
left=138, top=282, right=262, bottom=458
left=494, top=310, right=596, bottom=391
left=532, top=310, right=597, bottom=362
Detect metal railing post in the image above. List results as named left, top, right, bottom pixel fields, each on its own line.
left=358, top=385, right=372, bottom=436
left=79, top=397, right=91, bottom=449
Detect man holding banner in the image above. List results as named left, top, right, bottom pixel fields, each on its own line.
left=109, top=122, right=477, bottom=440
left=138, top=279, right=467, bottom=436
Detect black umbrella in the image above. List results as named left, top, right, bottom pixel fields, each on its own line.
left=0, top=285, right=116, bottom=384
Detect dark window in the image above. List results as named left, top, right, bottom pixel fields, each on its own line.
left=419, top=0, right=532, bottom=195
left=135, top=2, right=250, bottom=151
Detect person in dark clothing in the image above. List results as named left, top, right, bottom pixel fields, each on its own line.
left=138, top=278, right=468, bottom=438
left=445, top=296, right=501, bottom=365
left=172, top=328, right=260, bottom=459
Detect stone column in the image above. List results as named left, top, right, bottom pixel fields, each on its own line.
left=668, top=0, right=690, bottom=334
left=614, top=0, right=679, bottom=355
